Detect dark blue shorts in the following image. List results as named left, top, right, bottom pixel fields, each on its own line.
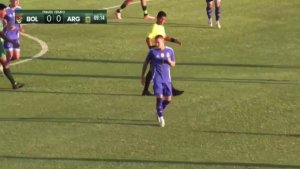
left=4, top=39, right=20, bottom=51
left=153, top=82, right=172, bottom=97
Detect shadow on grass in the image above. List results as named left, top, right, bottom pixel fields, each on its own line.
left=0, top=155, right=299, bottom=168
left=0, top=89, right=141, bottom=97
left=13, top=72, right=300, bottom=85
left=0, top=117, right=157, bottom=127
left=199, top=130, right=300, bottom=138
left=22, top=56, right=300, bottom=69
left=108, top=20, right=210, bottom=29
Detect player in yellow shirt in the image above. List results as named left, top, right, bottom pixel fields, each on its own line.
left=142, top=11, right=183, bottom=96
left=115, top=0, right=154, bottom=20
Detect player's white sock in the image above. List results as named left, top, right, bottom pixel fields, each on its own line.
left=114, top=11, right=122, bottom=20
left=159, top=117, right=165, bottom=127
left=208, top=18, right=213, bottom=27
left=216, top=21, right=221, bottom=29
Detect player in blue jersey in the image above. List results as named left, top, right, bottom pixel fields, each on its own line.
left=0, top=3, right=24, bottom=89
left=141, top=35, right=175, bottom=127
left=142, top=11, right=183, bottom=96
left=115, top=0, right=155, bottom=20
left=4, top=0, right=24, bottom=62
left=206, top=0, right=221, bottom=28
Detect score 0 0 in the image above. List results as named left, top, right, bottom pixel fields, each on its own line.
left=44, top=14, right=63, bottom=23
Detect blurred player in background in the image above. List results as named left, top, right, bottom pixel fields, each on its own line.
left=0, top=3, right=24, bottom=89
left=115, top=0, right=155, bottom=20
left=141, top=35, right=175, bottom=127
left=143, top=11, right=183, bottom=96
left=4, top=0, right=24, bottom=62
left=206, top=0, right=221, bottom=28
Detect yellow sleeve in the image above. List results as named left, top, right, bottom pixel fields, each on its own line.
left=148, top=24, right=157, bottom=39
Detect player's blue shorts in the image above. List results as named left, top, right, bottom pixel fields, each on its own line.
left=153, top=82, right=172, bottom=97
left=4, top=39, right=20, bottom=51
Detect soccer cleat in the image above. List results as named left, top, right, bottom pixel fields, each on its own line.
left=12, top=82, right=24, bottom=90
left=114, top=11, right=122, bottom=20
left=216, top=21, right=221, bottom=29
left=144, top=15, right=155, bottom=20
left=142, top=90, right=154, bottom=96
left=159, top=117, right=165, bottom=127
left=208, top=18, right=213, bottom=27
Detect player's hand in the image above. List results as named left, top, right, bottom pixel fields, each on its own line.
left=20, top=27, right=25, bottom=33
left=177, top=40, right=183, bottom=46
left=9, top=25, right=16, bottom=30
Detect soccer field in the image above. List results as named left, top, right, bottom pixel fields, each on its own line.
left=1, top=0, right=300, bottom=168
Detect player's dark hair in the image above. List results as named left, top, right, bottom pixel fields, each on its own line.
left=155, top=35, right=164, bottom=40
left=157, top=11, right=167, bottom=19
left=0, top=3, right=7, bottom=10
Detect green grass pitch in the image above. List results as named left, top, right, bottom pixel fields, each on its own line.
left=0, top=0, right=300, bottom=168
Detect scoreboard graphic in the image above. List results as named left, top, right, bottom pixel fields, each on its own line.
left=15, top=10, right=107, bottom=24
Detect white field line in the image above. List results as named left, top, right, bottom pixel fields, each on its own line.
left=11, top=32, right=48, bottom=66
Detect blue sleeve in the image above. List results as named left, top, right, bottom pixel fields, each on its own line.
left=170, top=49, right=175, bottom=61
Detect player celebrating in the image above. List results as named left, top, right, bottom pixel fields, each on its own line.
left=4, top=0, right=24, bottom=62
left=115, top=0, right=155, bottom=20
left=206, top=0, right=221, bottom=28
left=143, top=11, right=183, bottom=96
left=141, top=35, right=175, bottom=127
left=0, top=3, right=24, bottom=89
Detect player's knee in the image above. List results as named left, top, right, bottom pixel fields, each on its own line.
left=12, top=55, right=20, bottom=60
left=157, top=96, right=163, bottom=100
left=207, top=3, right=213, bottom=8
left=166, top=97, right=172, bottom=102
left=1, top=61, right=10, bottom=69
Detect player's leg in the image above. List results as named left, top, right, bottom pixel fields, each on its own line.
left=162, top=82, right=173, bottom=110
left=154, top=82, right=165, bottom=127
left=4, top=40, right=13, bottom=63
left=142, top=62, right=153, bottom=96
left=115, top=0, right=131, bottom=19
left=141, top=0, right=154, bottom=20
left=11, top=39, right=21, bottom=61
left=0, top=52, right=24, bottom=89
left=215, top=0, right=221, bottom=28
left=206, top=0, right=214, bottom=27
left=142, top=69, right=154, bottom=96
left=11, top=49, right=20, bottom=61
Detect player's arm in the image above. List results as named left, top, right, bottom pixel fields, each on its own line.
left=146, top=24, right=157, bottom=48
left=146, top=37, right=152, bottom=49
left=165, top=36, right=182, bottom=46
left=167, top=58, right=175, bottom=67
left=19, top=24, right=25, bottom=33
left=167, top=54, right=176, bottom=67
